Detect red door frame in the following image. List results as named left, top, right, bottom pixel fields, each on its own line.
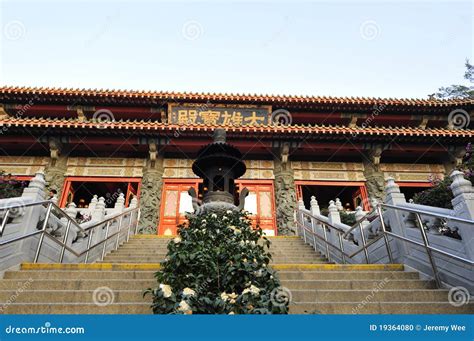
left=236, top=179, right=277, bottom=235
left=59, top=176, right=142, bottom=208
left=295, top=180, right=370, bottom=211
left=396, top=182, right=433, bottom=188
left=158, top=178, right=202, bottom=235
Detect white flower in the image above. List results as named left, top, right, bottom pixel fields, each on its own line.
left=270, top=275, right=274, bottom=279
left=211, top=213, right=217, bottom=218
left=178, top=300, right=191, bottom=312
left=243, top=258, right=247, bottom=263
left=242, top=285, right=260, bottom=296
left=250, top=241, right=256, bottom=246
left=228, top=311, right=235, bottom=315
left=182, top=288, right=196, bottom=297
left=221, top=292, right=229, bottom=301
left=226, top=210, right=233, bottom=214
left=201, top=219, right=207, bottom=224
left=239, top=241, right=245, bottom=247
left=223, top=216, right=228, bottom=220
left=173, top=236, right=182, bottom=244
left=159, top=284, right=172, bottom=298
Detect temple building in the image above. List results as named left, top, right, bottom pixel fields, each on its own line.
left=0, top=86, right=472, bottom=236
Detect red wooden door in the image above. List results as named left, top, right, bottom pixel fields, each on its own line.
left=236, top=180, right=277, bottom=236
left=158, top=180, right=200, bottom=235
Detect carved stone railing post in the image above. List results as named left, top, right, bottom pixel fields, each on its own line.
left=114, top=193, right=125, bottom=213
left=64, top=202, right=77, bottom=219
left=130, top=197, right=138, bottom=209
left=88, top=195, right=98, bottom=212
left=327, top=200, right=341, bottom=260
left=450, top=170, right=474, bottom=259
left=327, top=200, right=341, bottom=224
left=335, top=198, right=343, bottom=211
left=92, top=197, right=106, bottom=222
left=310, top=196, right=320, bottom=216
left=383, top=177, right=407, bottom=262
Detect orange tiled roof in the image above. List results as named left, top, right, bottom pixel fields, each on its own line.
left=0, top=116, right=472, bottom=138
left=0, top=85, right=472, bottom=107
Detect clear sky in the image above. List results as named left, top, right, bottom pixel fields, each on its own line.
left=0, top=0, right=472, bottom=99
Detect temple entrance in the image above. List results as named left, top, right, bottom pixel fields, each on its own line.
left=236, top=180, right=277, bottom=236
left=158, top=179, right=200, bottom=235
left=59, top=177, right=141, bottom=208
left=296, top=181, right=370, bottom=212
left=157, top=179, right=277, bottom=236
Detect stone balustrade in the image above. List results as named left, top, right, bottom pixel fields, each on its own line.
left=0, top=172, right=140, bottom=272
left=296, top=170, right=474, bottom=293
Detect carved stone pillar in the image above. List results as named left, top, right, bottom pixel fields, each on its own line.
left=138, top=154, right=164, bottom=234
left=363, top=160, right=385, bottom=202
left=43, top=155, right=68, bottom=198
left=273, top=158, right=297, bottom=235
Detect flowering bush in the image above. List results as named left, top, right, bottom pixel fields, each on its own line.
left=144, top=210, right=289, bottom=314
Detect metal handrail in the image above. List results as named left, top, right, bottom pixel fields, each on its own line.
left=0, top=199, right=140, bottom=264
left=297, top=203, right=474, bottom=288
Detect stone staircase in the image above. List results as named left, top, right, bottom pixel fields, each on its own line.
left=0, top=235, right=472, bottom=314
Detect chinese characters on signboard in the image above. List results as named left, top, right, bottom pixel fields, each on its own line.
left=168, top=105, right=272, bottom=127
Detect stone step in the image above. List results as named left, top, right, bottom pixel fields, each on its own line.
left=107, top=251, right=322, bottom=258
left=1, top=303, right=152, bottom=314
left=271, top=259, right=329, bottom=264
left=0, top=290, right=150, bottom=303
left=0, top=278, right=436, bottom=291
left=289, top=289, right=449, bottom=302
left=289, top=302, right=474, bottom=314
left=3, top=301, right=472, bottom=315
left=97, top=255, right=327, bottom=264
left=280, top=279, right=437, bottom=290
left=4, top=270, right=157, bottom=280
left=97, top=256, right=165, bottom=264
left=278, top=271, right=420, bottom=280
left=0, top=279, right=156, bottom=290
left=5, top=269, right=417, bottom=281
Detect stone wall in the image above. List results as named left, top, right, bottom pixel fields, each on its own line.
left=274, top=159, right=297, bottom=235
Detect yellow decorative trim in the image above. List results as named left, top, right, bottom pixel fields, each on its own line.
left=291, top=162, right=365, bottom=181
left=21, top=263, right=162, bottom=270
left=0, top=156, right=49, bottom=175
left=65, top=157, right=146, bottom=177
left=272, top=264, right=404, bottom=271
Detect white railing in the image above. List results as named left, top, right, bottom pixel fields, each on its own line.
left=295, top=170, right=474, bottom=293
left=0, top=172, right=140, bottom=270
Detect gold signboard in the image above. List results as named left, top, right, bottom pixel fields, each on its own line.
left=168, top=104, right=272, bottom=126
